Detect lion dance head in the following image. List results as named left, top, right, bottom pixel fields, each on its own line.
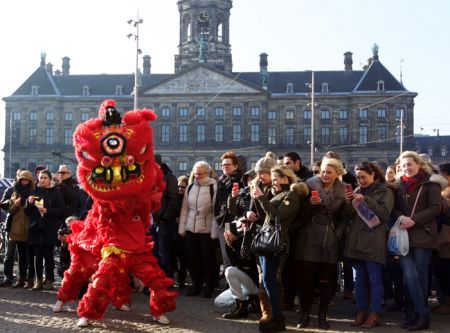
left=73, top=99, right=163, bottom=208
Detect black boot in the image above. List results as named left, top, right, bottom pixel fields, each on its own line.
left=296, top=312, right=310, bottom=328
left=248, top=295, right=261, bottom=314
left=401, top=309, right=418, bottom=329
left=259, top=315, right=286, bottom=333
left=223, top=299, right=248, bottom=319
left=407, top=314, right=430, bottom=331
left=318, top=313, right=330, bottom=330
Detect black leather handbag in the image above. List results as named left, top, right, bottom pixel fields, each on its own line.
left=251, top=216, right=285, bottom=256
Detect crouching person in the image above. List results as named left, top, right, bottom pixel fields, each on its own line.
left=215, top=220, right=259, bottom=319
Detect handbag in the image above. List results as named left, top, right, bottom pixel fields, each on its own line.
left=388, top=185, right=424, bottom=256
left=250, top=216, right=286, bottom=256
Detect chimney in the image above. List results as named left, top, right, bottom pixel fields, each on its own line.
left=46, top=63, right=53, bottom=75
left=40, top=51, right=46, bottom=67
left=344, top=51, right=353, bottom=71
left=259, top=53, right=269, bottom=90
left=62, top=56, right=70, bottom=75
left=143, top=55, right=151, bottom=75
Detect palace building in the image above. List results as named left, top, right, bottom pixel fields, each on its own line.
left=2, top=0, right=416, bottom=177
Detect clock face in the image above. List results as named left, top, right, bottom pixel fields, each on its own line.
left=197, top=10, right=209, bottom=23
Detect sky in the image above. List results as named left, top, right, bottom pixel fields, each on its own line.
left=1, top=0, right=450, bottom=175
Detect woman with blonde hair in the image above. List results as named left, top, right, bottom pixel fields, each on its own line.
left=294, top=157, right=350, bottom=330
left=392, top=151, right=442, bottom=330
left=251, top=164, right=308, bottom=332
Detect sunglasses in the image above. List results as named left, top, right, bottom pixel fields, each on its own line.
left=58, top=171, right=70, bottom=175
left=178, top=185, right=187, bottom=189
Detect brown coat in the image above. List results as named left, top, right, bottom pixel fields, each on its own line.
left=8, top=192, right=30, bottom=242
left=392, top=174, right=442, bottom=249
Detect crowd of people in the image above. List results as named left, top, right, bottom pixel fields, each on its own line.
left=1, top=150, right=450, bottom=332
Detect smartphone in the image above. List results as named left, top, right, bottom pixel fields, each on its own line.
left=224, top=222, right=231, bottom=232
left=345, top=184, right=353, bottom=193
left=311, top=190, right=319, bottom=199
left=232, top=182, right=239, bottom=191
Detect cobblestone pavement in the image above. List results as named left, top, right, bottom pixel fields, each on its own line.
left=0, top=282, right=449, bottom=332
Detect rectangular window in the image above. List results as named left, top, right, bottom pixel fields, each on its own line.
left=359, top=126, right=368, bottom=144
left=321, top=110, right=330, bottom=119
left=321, top=127, right=330, bottom=145
left=179, top=125, right=188, bottom=142
left=196, top=124, right=205, bottom=142
left=303, top=127, right=311, bottom=144
left=178, top=162, right=188, bottom=172
left=377, top=126, right=387, bottom=141
left=64, top=129, right=73, bottom=145
left=214, top=107, right=224, bottom=117
left=268, top=111, right=277, bottom=120
left=179, top=107, right=188, bottom=117
left=161, top=107, right=171, bottom=117
left=339, top=110, right=348, bottom=119
left=232, top=124, right=241, bottom=142
left=215, top=125, right=224, bottom=142
left=232, top=107, right=242, bottom=117
left=161, top=125, right=170, bottom=142
left=196, top=107, right=206, bottom=117
left=396, top=108, right=404, bottom=120
left=377, top=108, right=386, bottom=118
left=64, top=112, right=73, bottom=121
left=13, top=112, right=21, bottom=120
left=303, top=110, right=311, bottom=119
left=29, top=111, right=37, bottom=121
left=359, top=109, right=368, bottom=119
left=268, top=128, right=276, bottom=145
left=286, top=110, right=294, bottom=120
left=81, top=112, right=90, bottom=121
left=286, top=128, right=295, bottom=144
left=250, top=106, right=260, bottom=117
left=46, top=111, right=54, bottom=121
left=45, top=128, right=54, bottom=145
left=339, top=127, right=348, bottom=144
left=29, top=128, right=37, bottom=144
left=250, top=124, right=260, bottom=142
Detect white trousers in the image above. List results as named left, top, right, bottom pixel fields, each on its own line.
left=214, top=266, right=259, bottom=306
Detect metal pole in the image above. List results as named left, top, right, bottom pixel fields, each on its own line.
left=400, top=108, right=404, bottom=154
left=9, top=112, right=12, bottom=178
left=310, top=71, right=315, bottom=166
left=134, top=19, right=140, bottom=110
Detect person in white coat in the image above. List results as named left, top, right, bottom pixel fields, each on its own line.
left=178, top=161, right=217, bottom=298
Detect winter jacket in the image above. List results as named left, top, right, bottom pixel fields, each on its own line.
left=57, top=177, right=82, bottom=218
left=294, top=176, right=351, bottom=264
left=392, top=173, right=442, bottom=249
left=153, top=163, right=180, bottom=224
left=25, top=186, right=66, bottom=246
left=225, top=231, right=259, bottom=285
left=343, top=182, right=394, bottom=265
left=214, top=170, right=243, bottom=228
left=178, top=177, right=217, bottom=236
left=228, top=186, right=252, bottom=219
left=253, top=182, right=309, bottom=249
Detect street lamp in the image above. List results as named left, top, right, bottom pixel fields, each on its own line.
left=306, top=71, right=317, bottom=166
left=128, top=17, right=143, bottom=110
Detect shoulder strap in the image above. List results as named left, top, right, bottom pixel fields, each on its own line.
left=187, top=183, right=194, bottom=195
left=209, top=183, right=214, bottom=201
left=410, top=185, right=424, bottom=218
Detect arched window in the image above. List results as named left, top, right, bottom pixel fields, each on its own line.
left=217, top=23, right=223, bottom=42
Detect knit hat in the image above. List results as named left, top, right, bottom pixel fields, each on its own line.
left=17, top=170, right=33, bottom=182
left=254, top=154, right=276, bottom=174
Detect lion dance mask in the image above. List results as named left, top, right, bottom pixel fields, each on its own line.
left=55, top=99, right=177, bottom=324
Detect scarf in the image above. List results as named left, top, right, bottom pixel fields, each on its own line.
left=401, top=169, right=428, bottom=194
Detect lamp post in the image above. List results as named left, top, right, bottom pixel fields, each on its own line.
left=306, top=71, right=316, bottom=166
left=128, top=16, right=143, bottom=110
left=9, top=112, right=12, bottom=178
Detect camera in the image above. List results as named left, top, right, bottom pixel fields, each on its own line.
left=58, top=228, right=72, bottom=236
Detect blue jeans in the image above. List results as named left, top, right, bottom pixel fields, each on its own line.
left=260, top=255, right=282, bottom=318
left=353, top=260, right=384, bottom=313
left=399, top=247, right=432, bottom=315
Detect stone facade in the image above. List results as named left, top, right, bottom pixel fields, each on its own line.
left=2, top=0, right=417, bottom=178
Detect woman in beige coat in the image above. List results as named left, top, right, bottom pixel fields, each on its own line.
left=178, top=161, right=217, bottom=298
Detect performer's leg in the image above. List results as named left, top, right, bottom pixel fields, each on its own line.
left=77, top=255, right=126, bottom=320
left=131, top=252, right=177, bottom=318
left=56, top=247, right=98, bottom=303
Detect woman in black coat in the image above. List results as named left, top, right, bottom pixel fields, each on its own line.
left=25, top=169, right=65, bottom=291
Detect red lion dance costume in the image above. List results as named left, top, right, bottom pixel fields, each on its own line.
left=54, top=100, right=177, bottom=326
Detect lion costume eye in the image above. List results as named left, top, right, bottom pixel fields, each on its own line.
left=82, top=151, right=94, bottom=161
left=139, top=145, right=147, bottom=155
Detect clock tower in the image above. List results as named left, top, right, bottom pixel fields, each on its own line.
left=175, top=0, right=233, bottom=73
